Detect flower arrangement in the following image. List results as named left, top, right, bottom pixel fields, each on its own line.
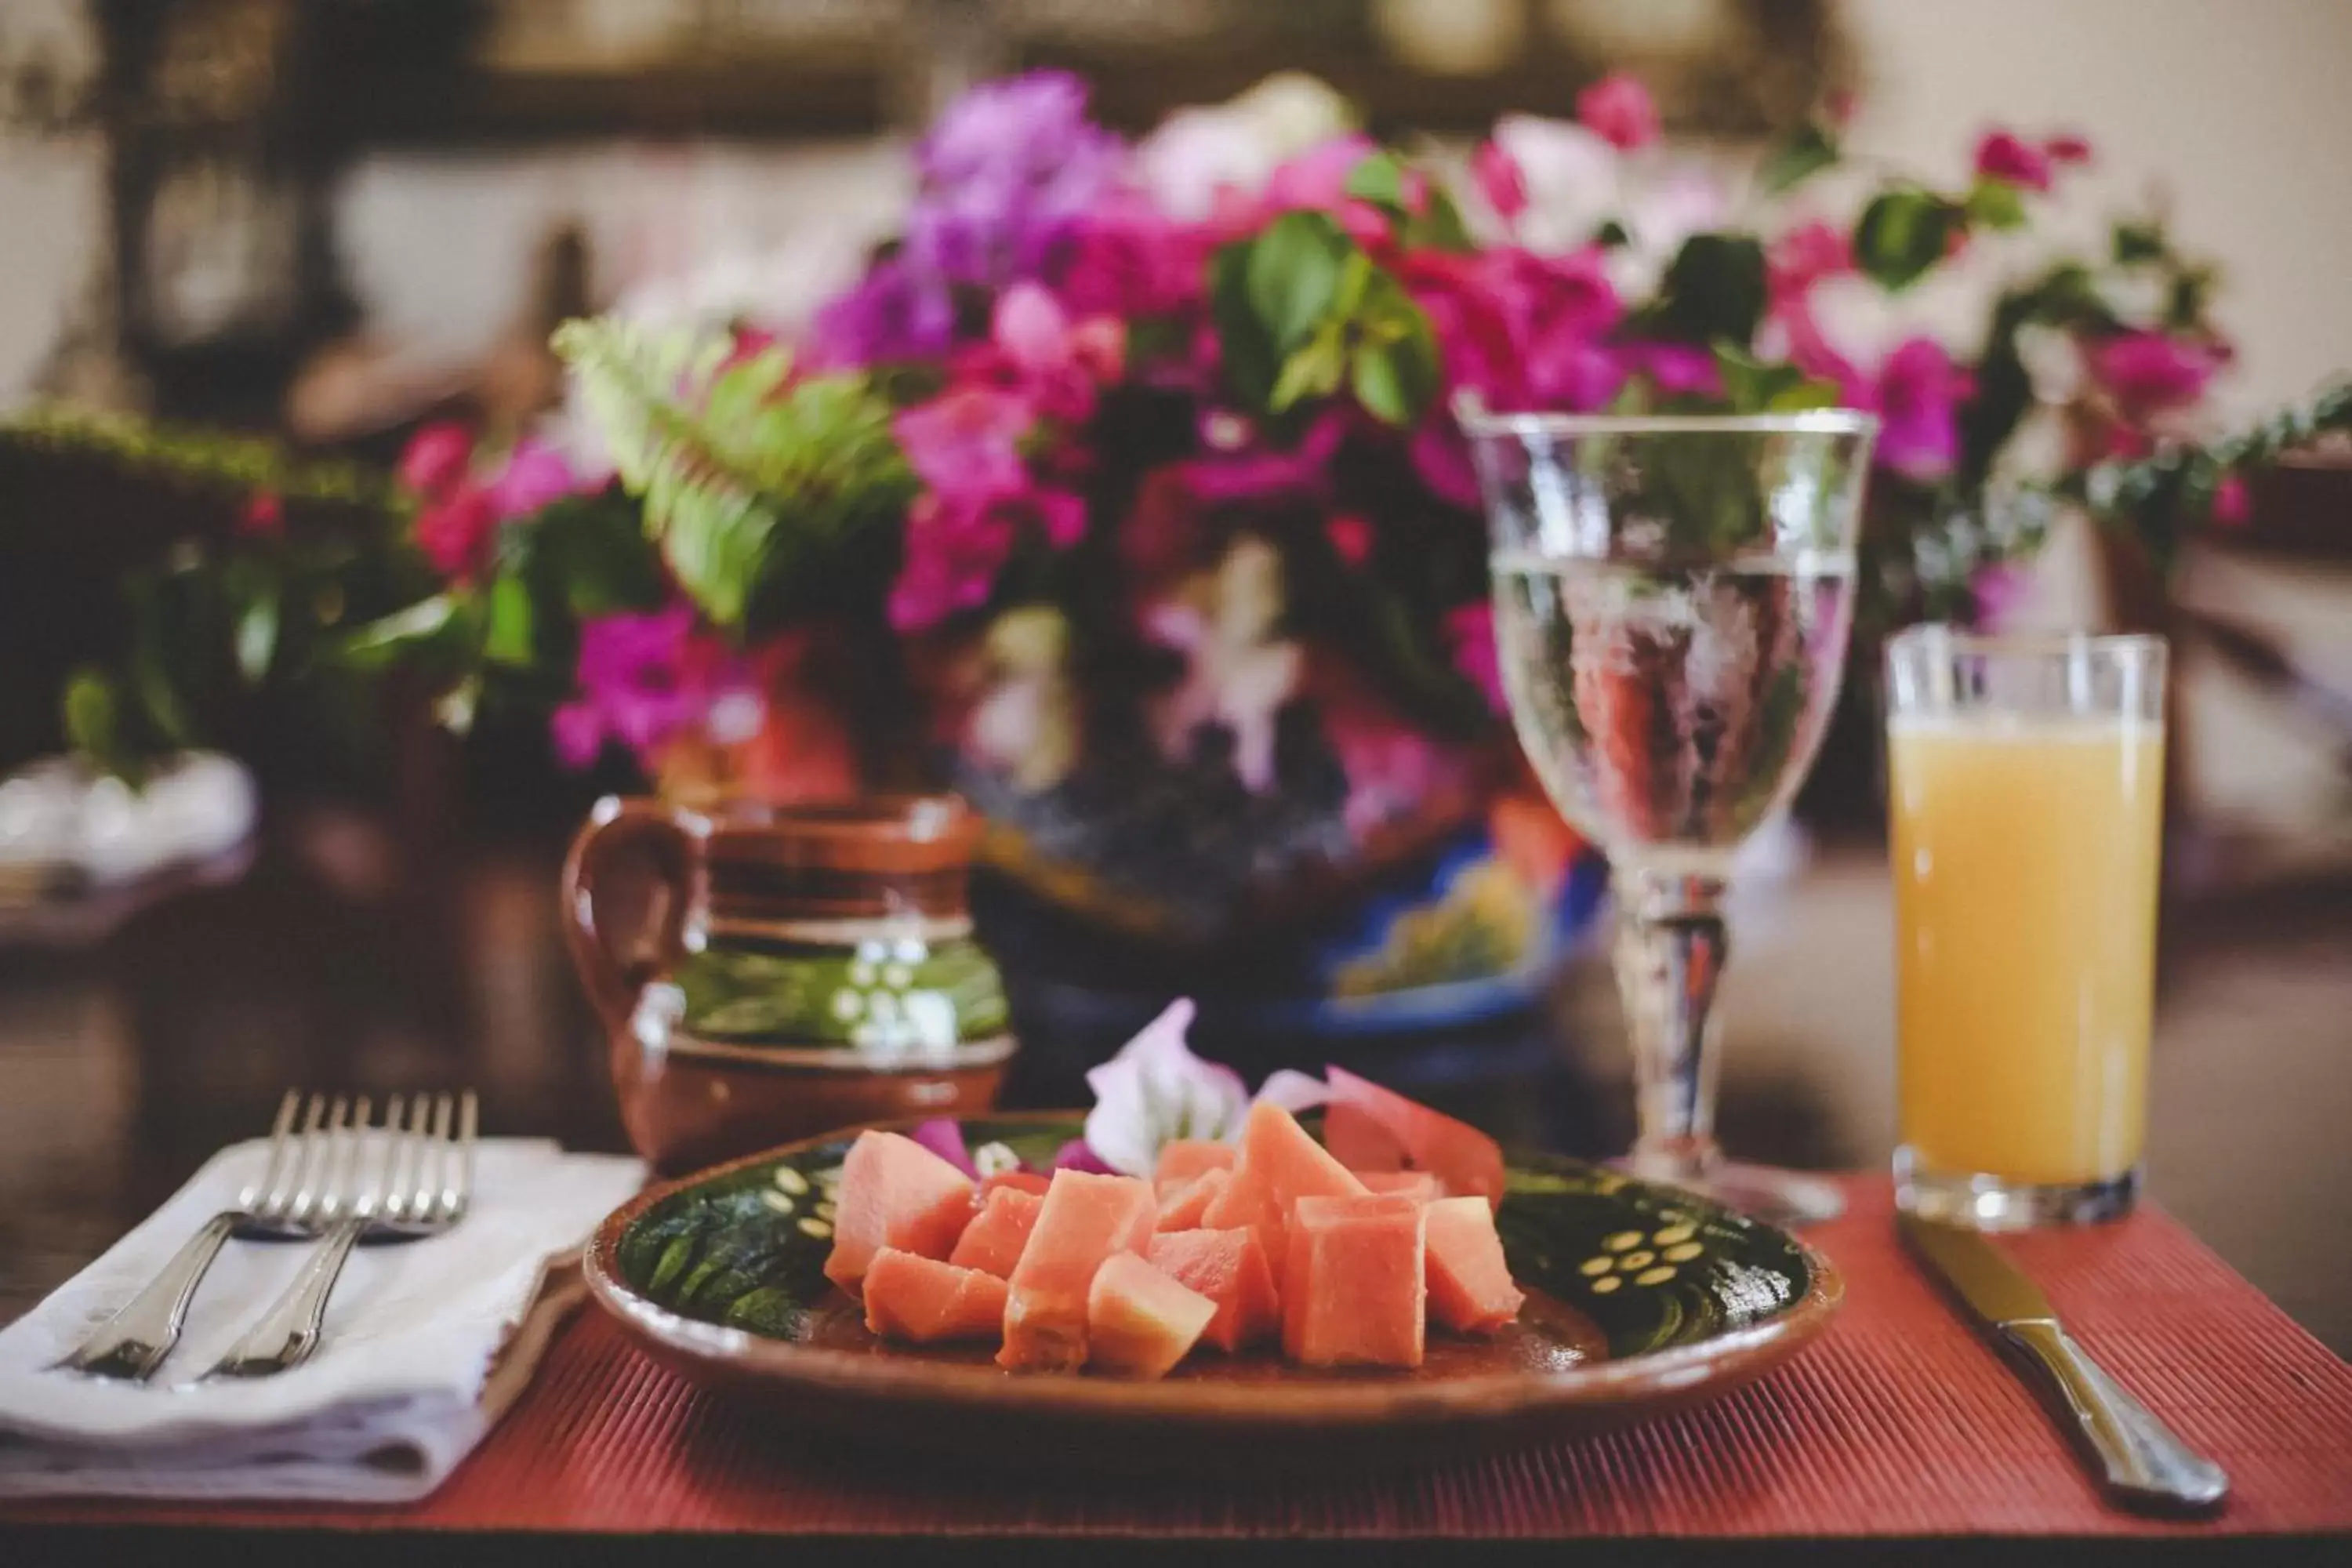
left=18, top=70, right=2347, bottom=979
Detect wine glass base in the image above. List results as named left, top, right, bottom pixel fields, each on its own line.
left=1613, top=1156, right=1846, bottom=1229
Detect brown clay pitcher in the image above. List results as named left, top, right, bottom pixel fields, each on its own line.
left=562, top=794, right=1016, bottom=1174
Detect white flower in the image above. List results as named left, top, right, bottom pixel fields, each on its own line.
left=1081, top=1000, right=1249, bottom=1177
left=1493, top=115, right=1619, bottom=251
left=1135, top=72, right=1356, bottom=221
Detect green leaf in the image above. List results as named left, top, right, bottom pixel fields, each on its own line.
left=1657, top=234, right=1769, bottom=346
left=1350, top=313, right=1440, bottom=426
left=1342, top=151, right=1408, bottom=209
left=483, top=574, right=536, bottom=666
left=1406, top=186, right=1475, bottom=252
left=1594, top=219, right=1632, bottom=249
left=1755, top=122, right=1839, bottom=196
left=1245, top=210, right=1352, bottom=349
left=1963, top=176, right=2028, bottom=232
left=2113, top=220, right=2166, bottom=264
left=339, top=593, right=463, bottom=668
left=1210, top=241, right=1281, bottom=411
left=234, top=589, right=279, bottom=684
left=62, top=669, right=129, bottom=776
left=553, top=318, right=916, bottom=631
left=1711, top=344, right=1839, bottom=413
left=1853, top=188, right=1963, bottom=292
left=1270, top=333, right=1346, bottom=412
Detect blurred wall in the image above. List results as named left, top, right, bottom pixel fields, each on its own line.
left=3, top=0, right=2348, bottom=839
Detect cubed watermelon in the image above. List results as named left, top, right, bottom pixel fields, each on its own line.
left=822, top=1130, right=979, bottom=1297
left=1153, top=1139, right=1238, bottom=1186
left=1085, top=1252, right=1217, bottom=1379
left=1323, top=1100, right=1410, bottom=1174
left=1154, top=1167, right=1231, bottom=1232
left=1147, top=1227, right=1281, bottom=1352
left=1282, top=1193, right=1426, bottom=1369
left=1324, top=1067, right=1507, bottom=1211
left=1423, top=1195, right=1525, bottom=1335
left=948, top=1184, right=1044, bottom=1278
left=861, top=1248, right=1011, bottom=1344
left=980, top=1170, right=1052, bottom=1199
left=1199, top=1100, right=1368, bottom=1258
left=998, top=1168, right=1158, bottom=1372
left=1357, top=1170, right=1444, bottom=1201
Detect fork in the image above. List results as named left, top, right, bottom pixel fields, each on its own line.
left=201, top=1090, right=477, bottom=1381
left=58, top=1090, right=347, bottom=1381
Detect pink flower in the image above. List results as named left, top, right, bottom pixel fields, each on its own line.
left=1619, top=341, right=1721, bottom=398
left=1470, top=140, right=1527, bottom=220
left=484, top=438, right=583, bottom=521
left=1055, top=195, right=1205, bottom=318
left=239, top=492, right=284, bottom=539
left=1263, top=135, right=1378, bottom=212
left=1779, top=296, right=1872, bottom=410
left=1178, top=408, right=1348, bottom=506
left=551, top=604, right=753, bottom=770
left=1973, top=130, right=2052, bottom=193
left=2084, top=330, right=2228, bottom=421
left=1969, top=561, right=2035, bottom=632
left=1824, top=89, right=1858, bottom=129
left=1875, top=337, right=1971, bottom=481
left=2211, top=472, right=2252, bottom=527
left=397, top=421, right=474, bottom=497
left=2045, top=132, right=2093, bottom=165
left=415, top=487, right=497, bottom=579
left=1577, top=73, right=1661, bottom=151
left=1478, top=248, right=1625, bottom=408
left=1768, top=220, right=1853, bottom=303
left=1446, top=601, right=1504, bottom=713
left=993, top=282, right=1072, bottom=375
left=1325, top=513, right=1374, bottom=567
left=888, top=491, right=1018, bottom=633
left=892, top=386, right=1034, bottom=500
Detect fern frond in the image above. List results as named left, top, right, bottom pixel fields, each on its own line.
left=553, top=318, right=916, bottom=629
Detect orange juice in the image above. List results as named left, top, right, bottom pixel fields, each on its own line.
left=1889, top=717, right=2165, bottom=1185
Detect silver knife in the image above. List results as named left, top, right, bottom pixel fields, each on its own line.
left=1899, top=1213, right=2229, bottom=1513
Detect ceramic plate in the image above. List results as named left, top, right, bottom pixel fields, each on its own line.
left=585, top=1115, right=1841, bottom=1469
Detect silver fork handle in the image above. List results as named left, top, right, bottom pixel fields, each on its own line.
left=201, top=1215, right=368, bottom=1381
left=56, top=1210, right=244, bottom=1381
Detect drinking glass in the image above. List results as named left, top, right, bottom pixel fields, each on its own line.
left=1885, top=628, right=2167, bottom=1229
left=1461, top=408, right=1879, bottom=1227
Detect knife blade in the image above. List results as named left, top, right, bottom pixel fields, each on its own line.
left=1898, top=1213, right=2229, bottom=1514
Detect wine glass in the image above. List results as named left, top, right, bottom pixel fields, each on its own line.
left=1460, top=408, right=1879, bottom=1227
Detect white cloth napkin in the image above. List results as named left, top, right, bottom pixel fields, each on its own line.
left=0, top=1137, right=644, bottom=1504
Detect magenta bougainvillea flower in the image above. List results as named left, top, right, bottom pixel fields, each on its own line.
left=1576, top=72, right=1661, bottom=151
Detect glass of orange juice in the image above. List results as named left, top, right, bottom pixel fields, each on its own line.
left=1885, top=628, right=2167, bottom=1229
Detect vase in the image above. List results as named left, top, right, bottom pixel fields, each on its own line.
left=562, top=793, right=1015, bottom=1173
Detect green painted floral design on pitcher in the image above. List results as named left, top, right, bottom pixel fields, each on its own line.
left=675, top=935, right=1010, bottom=1049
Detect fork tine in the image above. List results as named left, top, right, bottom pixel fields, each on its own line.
left=274, top=1093, right=331, bottom=1223
left=307, top=1095, right=353, bottom=1223
left=450, top=1090, right=479, bottom=1220
left=239, top=1090, right=303, bottom=1210
left=423, top=1093, right=455, bottom=1221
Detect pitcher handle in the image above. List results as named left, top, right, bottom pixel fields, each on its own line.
left=561, top=797, right=699, bottom=1031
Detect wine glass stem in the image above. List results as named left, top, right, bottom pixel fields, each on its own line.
left=1615, top=870, right=1730, bottom=1187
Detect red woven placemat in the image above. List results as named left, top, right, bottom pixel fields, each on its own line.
left=9, top=1178, right=2350, bottom=1538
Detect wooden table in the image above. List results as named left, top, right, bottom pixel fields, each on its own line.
left=2, top=813, right=2348, bottom=1358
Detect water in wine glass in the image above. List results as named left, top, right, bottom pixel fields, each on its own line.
left=1488, top=550, right=1857, bottom=876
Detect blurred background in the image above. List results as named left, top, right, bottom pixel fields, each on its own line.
left=2, top=1, right=2347, bottom=1348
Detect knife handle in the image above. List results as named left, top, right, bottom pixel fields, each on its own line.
left=1999, top=1320, right=2229, bottom=1512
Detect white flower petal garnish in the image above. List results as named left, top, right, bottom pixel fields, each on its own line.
left=1080, top=999, right=1248, bottom=1177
